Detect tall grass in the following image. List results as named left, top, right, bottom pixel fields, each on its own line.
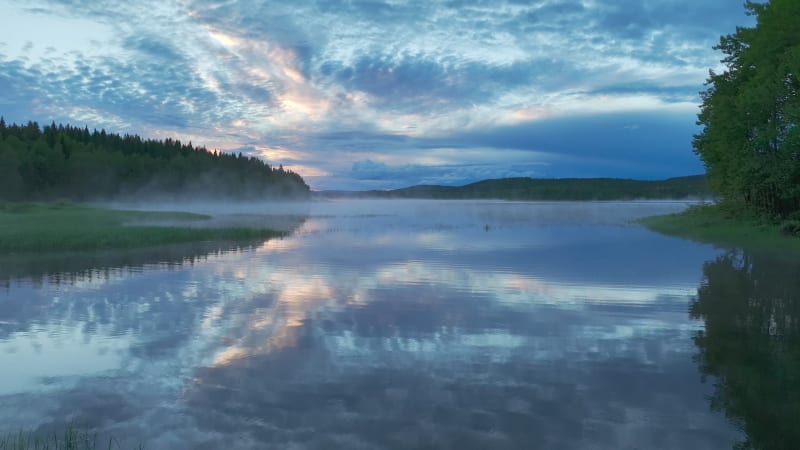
left=0, top=202, right=284, bottom=252
left=0, top=426, right=142, bottom=450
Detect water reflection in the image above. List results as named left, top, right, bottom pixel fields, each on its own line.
left=0, top=211, right=308, bottom=286
left=0, top=201, right=744, bottom=449
left=0, top=240, right=264, bottom=288
left=692, top=250, right=800, bottom=450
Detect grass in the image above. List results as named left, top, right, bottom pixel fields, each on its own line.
left=0, top=202, right=285, bottom=253
left=0, top=427, right=141, bottom=450
left=638, top=203, right=800, bottom=253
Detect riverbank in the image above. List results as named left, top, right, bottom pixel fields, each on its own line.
left=638, top=204, right=800, bottom=252
left=0, top=203, right=284, bottom=253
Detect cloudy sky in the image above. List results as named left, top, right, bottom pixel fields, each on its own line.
left=0, top=1, right=750, bottom=190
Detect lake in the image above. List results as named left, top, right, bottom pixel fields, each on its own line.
left=1, top=199, right=794, bottom=449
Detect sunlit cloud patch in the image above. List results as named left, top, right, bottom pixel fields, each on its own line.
left=0, top=0, right=751, bottom=189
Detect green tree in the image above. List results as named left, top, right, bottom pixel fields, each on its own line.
left=0, top=119, right=311, bottom=201
left=0, top=141, right=24, bottom=200
left=695, top=0, right=800, bottom=217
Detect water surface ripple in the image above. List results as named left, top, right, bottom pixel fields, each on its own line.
left=0, top=200, right=753, bottom=449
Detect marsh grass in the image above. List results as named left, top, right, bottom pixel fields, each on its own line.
left=0, top=202, right=284, bottom=253
left=0, top=426, right=142, bottom=450
left=638, top=204, right=800, bottom=253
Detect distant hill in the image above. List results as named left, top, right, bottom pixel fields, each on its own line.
left=0, top=119, right=310, bottom=201
left=317, top=175, right=710, bottom=201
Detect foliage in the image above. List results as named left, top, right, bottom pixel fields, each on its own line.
left=0, top=203, right=285, bottom=253
left=331, top=175, right=709, bottom=200
left=0, top=120, right=310, bottom=201
left=692, top=250, right=800, bottom=449
left=694, top=0, right=800, bottom=217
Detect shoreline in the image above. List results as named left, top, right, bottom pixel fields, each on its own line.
left=637, top=204, right=800, bottom=253
left=0, top=202, right=285, bottom=253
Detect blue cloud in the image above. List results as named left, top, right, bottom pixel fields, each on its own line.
left=429, top=111, right=705, bottom=178
left=308, top=110, right=704, bottom=187
left=348, top=159, right=550, bottom=189
left=320, top=54, right=568, bottom=111
left=122, top=35, right=186, bottom=62
left=0, top=0, right=753, bottom=189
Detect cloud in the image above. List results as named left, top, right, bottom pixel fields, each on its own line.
left=430, top=111, right=706, bottom=177
left=349, top=160, right=549, bottom=189
left=318, top=53, right=576, bottom=114
left=300, top=110, right=704, bottom=189
left=0, top=0, right=753, bottom=188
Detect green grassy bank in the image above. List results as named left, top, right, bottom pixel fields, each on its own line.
left=638, top=204, right=800, bottom=252
left=0, top=203, right=284, bottom=253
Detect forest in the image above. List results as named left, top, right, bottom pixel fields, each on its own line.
left=694, top=0, right=799, bottom=218
left=324, top=175, right=709, bottom=200
left=0, top=119, right=310, bottom=201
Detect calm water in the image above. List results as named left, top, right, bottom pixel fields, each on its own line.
left=0, top=199, right=795, bottom=449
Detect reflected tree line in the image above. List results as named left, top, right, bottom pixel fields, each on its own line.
left=0, top=239, right=271, bottom=344
left=0, top=213, right=309, bottom=286
left=0, top=239, right=264, bottom=287
left=693, top=250, right=800, bottom=450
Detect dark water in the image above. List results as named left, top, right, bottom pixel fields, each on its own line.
left=0, top=200, right=794, bottom=449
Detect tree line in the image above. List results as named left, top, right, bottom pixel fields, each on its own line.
left=695, top=0, right=799, bottom=218
left=0, top=119, right=310, bottom=201
left=322, top=175, right=709, bottom=200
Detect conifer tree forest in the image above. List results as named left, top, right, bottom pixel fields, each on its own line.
left=0, top=119, right=310, bottom=201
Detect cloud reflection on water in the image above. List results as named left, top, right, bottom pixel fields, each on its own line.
left=0, top=201, right=739, bottom=449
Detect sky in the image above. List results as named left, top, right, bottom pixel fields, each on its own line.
left=0, top=0, right=752, bottom=190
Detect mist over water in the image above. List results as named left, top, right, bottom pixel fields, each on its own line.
left=0, top=200, right=752, bottom=449
left=101, top=199, right=316, bottom=217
